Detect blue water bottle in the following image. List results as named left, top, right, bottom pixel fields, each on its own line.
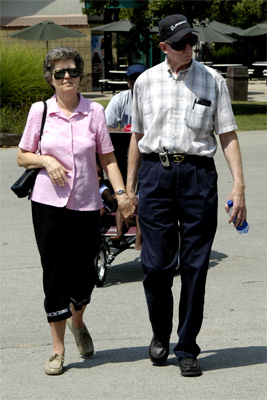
left=227, top=200, right=249, bottom=234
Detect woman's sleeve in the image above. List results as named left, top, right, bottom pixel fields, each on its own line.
left=19, top=101, right=45, bottom=153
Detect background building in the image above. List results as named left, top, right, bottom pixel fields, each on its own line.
left=1, top=0, right=93, bottom=90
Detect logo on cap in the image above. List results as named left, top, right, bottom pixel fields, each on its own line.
left=170, top=20, right=187, bottom=31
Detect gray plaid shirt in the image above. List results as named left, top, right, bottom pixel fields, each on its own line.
left=132, top=58, right=237, bottom=157
left=105, top=89, right=132, bottom=129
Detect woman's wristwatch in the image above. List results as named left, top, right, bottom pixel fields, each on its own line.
left=114, top=189, right=127, bottom=196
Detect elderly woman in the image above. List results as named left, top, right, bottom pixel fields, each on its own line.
left=17, top=46, right=134, bottom=375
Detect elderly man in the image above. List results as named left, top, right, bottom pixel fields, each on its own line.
left=126, top=14, right=247, bottom=377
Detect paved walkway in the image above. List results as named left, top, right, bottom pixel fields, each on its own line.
left=246, top=79, right=267, bottom=102
left=0, top=130, right=266, bottom=399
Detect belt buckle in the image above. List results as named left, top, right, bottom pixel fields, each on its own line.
left=172, top=154, right=185, bottom=163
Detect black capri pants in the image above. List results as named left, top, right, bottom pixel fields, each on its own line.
left=31, top=201, right=100, bottom=323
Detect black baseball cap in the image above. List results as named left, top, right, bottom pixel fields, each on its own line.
left=159, top=14, right=198, bottom=43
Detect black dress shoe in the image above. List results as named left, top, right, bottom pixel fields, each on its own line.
left=149, top=335, right=169, bottom=365
left=179, top=356, right=202, bottom=377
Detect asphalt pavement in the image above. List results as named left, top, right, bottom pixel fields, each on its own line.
left=1, top=122, right=267, bottom=397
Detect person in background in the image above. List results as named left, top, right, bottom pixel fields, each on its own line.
left=17, top=46, right=134, bottom=376
left=126, top=15, right=247, bottom=377
left=97, top=163, right=116, bottom=217
left=105, top=64, right=147, bottom=249
left=105, top=63, right=147, bottom=132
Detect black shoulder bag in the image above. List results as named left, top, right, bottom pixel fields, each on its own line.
left=11, top=101, right=47, bottom=198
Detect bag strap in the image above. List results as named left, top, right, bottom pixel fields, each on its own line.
left=39, top=101, right=47, bottom=154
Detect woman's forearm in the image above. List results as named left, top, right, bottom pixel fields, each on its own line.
left=17, top=148, right=45, bottom=169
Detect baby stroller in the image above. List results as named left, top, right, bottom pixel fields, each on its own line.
left=95, top=131, right=137, bottom=287
left=95, top=215, right=137, bottom=287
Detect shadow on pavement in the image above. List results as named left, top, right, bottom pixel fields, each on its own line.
left=101, top=255, right=143, bottom=287
left=64, top=345, right=148, bottom=372
left=200, top=346, right=267, bottom=371
left=101, top=248, right=228, bottom=287
left=209, top=249, right=228, bottom=269
left=63, top=344, right=266, bottom=373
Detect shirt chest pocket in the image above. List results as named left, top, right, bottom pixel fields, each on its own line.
left=185, top=103, right=213, bottom=133
left=142, top=100, right=157, bottom=117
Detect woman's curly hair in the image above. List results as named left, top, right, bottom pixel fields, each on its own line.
left=43, top=46, right=84, bottom=87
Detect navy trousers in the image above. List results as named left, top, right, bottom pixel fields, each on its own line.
left=138, top=155, right=218, bottom=358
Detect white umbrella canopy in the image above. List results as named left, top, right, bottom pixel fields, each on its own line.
left=90, top=19, right=158, bottom=33
left=9, top=20, right=86, bottom=51
left=207, top=20, right=243, bottom=35
left=192, top=24, right=237, bottom=43
left=91, top=19, right=236, bottom=43
left=91, top=19, right=132, bottom=32
left=240, top=22, right=267, bottom=36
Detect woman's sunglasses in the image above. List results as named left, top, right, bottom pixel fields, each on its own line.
left=165, top=34, right=198, bottom=51
left=53, top=68, right=80, bottom=80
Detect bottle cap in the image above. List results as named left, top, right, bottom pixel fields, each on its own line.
left=227, top=200, right=233, bottom=207
left=236, top=220, right=248, bottom=231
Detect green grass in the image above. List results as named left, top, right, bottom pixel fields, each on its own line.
left=0, top=45, right=53, bottom=134
left=1, top=45, right=53, bottom=107
left=0, top=104, right=31, bottom=135
left=96, top=99, right=110, bottom=109
left=232, top=102, right=267, bottom=131
left=1, top=99, right=266, bottom=134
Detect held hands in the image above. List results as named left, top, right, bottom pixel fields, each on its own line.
left=127, top=189, right=138, bottom=204
left=123, top=189, right=139, bottom=226
left=116, top=193, right=135, bottom=223
left=42, top=155, right=69, bottom=187
left=126, top=189, right=139, bottom=213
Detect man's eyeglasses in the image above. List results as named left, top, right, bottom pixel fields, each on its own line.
left=53, top=68, right=80, bottom=80
left=165, top=35, right=198, bottom=51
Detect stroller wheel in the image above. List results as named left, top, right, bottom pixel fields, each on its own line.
left=95, top=241, right=109, bottom=287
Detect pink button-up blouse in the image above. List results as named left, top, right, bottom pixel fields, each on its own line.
left=19, top=94, right=114, bottom=211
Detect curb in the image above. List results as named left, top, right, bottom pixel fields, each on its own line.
left=0, top=133, right=22, bottom=147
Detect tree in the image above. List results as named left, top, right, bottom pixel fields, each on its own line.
left=210, top=0, right=266, bottom=28
left=147, top=0, right=214, bottom=25
left=81, top=0, right=214, bottom=63
left=81, top=0, right=266, bottom=65
left=82, top=0, right=266, bottom=30
left=82, top=0, right=215, bottom=24
left=117, top=1, right=153, bottom=64
left=232, top=0, right=266, bottom=28
left=81, top=0, right=120, bottom=16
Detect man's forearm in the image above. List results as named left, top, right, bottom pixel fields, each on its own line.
left=219, top=130, right=247, bottom=224
left=219, top=131, right=245, bottom=189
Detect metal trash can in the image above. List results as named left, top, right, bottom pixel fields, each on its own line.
left=227, top=66, right=249, bottom=101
